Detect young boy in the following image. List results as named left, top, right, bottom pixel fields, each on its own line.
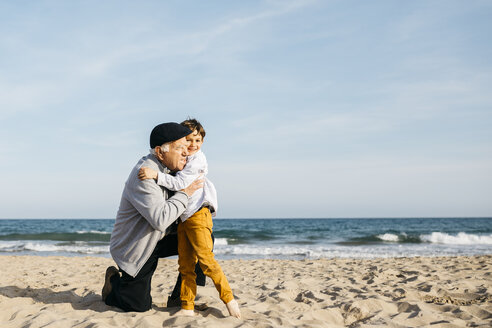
left=138, top=118, right=241, bottom=318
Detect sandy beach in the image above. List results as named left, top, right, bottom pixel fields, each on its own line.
left=0, top=255, right=490, bottom=327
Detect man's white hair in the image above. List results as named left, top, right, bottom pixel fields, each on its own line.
left=150, top=142, right=170, bottom=155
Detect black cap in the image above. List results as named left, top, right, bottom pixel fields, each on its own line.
left=150, top=122, right=192, bottom=148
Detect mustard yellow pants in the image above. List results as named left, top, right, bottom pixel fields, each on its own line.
left=177, top=207, right=234, bottom=310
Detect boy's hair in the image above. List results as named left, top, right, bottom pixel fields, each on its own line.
left=181, top=118, right=206, bottom=138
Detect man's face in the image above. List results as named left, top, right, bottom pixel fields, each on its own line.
left=158, top=137, right=189, bottom=171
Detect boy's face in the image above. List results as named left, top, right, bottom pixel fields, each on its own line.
left=186, top=130, right=203, bottom=156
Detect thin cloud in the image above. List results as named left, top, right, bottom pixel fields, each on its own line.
left=53, top=0, right=318, bottom=78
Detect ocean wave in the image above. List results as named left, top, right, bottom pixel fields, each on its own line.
left=354, top=232, right=492, bottom=245
left=376, top=233, right=400, bottom=242
left=212, top=244, right=492, bottom=259
left=421, top=232, right=492, bottom=245
left=0, top=232, right=110, bottom=242
left=0, top=238, right=228, bottom=255
left=213, top=244, right=419, bottom=259
left=76, top=230, right=111, bottom=235
left=0, top=240, right=109, bottom=254
left=217, top=240, right=492, bottom=258
left=214, top=238, right=228, bottom=246
left=2, top=238, right=491, bottom=259
left=339, top=233, right=420, bottom=245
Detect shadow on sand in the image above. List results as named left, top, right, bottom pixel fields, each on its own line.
left=0, top=285, right=226, bottom=320
left=0, top=285, right=117, bottom=313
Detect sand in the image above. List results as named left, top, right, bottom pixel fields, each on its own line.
left=0, top=255, right=490, bottom=327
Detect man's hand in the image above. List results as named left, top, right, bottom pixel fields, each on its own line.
left=138, top=167, right=158, bottom=181
left=182, top=178, right=204, bottom=197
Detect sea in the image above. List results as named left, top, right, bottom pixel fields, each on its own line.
left=0, top=218, right=491, bottom=259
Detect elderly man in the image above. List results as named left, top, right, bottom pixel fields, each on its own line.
left=102, top=122, right=204, bottom=312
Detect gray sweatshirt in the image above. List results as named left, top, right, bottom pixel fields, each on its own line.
left=110, top=154, right=189, bottom=277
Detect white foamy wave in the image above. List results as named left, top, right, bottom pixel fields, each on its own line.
left=0, top=240, right=109, bottom=254
left=76, top=230, right=111, bottom=235
left=214, top=238, right=228, bottom=246
left=377, top=233, right=400, bottom=242
left=214, top=244, right=418, bottom=259
left=214, top=244, right=415, bottom=259
left=0, top=241, right=25, bottom=252
left=25, top=242, right=109, bottom=254
left=420, top=232, right=492, bottom=245
left=212, top=240, right=492, bottom=259
left=217, top=245, right=312, bottom=257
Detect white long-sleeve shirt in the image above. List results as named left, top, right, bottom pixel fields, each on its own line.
left=156, top=150, right=218, bottom=221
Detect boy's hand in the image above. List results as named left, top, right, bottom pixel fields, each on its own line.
left=138, top=167, right=158, bottom=181
left=182, top=178, right=204, bottom=197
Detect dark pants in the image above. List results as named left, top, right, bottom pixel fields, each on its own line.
left=104, top=233, right=207, bottom=312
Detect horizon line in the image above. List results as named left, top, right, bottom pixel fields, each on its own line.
left=1, top=217, right=491, bottom=220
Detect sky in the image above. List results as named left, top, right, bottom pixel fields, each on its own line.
left=0, top=0, right=491, bottom=219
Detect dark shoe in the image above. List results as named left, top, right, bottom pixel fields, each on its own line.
left=166, top=296, right=181, bottom=308
left=102, top=266, right=119, bottom=301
